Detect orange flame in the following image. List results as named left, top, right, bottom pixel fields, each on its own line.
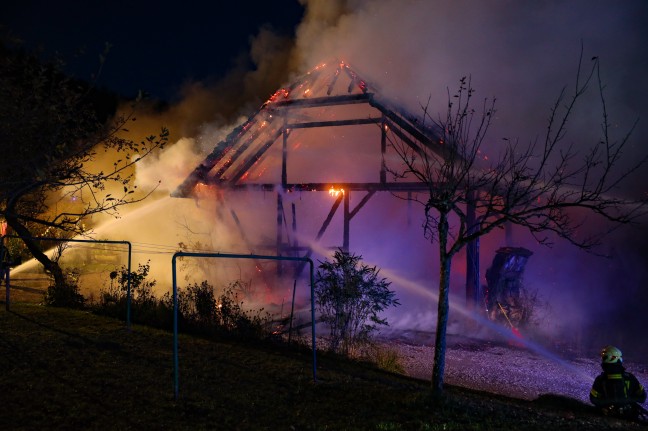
left=329, top=187, right=344, bottom=197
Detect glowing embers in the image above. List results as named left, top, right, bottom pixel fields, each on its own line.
left=477, top=149, right=489, bottom=161
left=328, top=186, right=345, bottom=198
left=266, top=88, right=290, bottom=104
left=191, top=182, right=221, bottom=198
left=341, top=62, right=368, bottom=93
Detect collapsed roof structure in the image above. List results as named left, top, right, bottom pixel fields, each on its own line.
left=172, top=60, right=448, bottom=195
left=172, top=60, right=481, bottom=304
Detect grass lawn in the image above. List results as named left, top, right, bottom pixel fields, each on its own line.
left=0, top=302, right=643, bottom=430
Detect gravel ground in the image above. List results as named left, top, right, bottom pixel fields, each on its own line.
left=382, top=330, right=648, bottom=407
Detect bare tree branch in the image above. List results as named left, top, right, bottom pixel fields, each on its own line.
left=384, top=52, right=647, bottom=393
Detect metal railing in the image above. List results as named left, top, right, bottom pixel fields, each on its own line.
left=171, top=251, right=317, bottom=400
left=1, top=235, right=132, bottom=328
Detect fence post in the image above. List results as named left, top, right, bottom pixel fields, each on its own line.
left=170, top=251, right=317, bottom=399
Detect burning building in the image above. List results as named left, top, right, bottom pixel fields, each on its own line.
left=171, top=60, right=485, bottom=309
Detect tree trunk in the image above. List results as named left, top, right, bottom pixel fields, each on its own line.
left=5, top=215, right=65, bottom=288
left=432, top=214, right=452, bottom=393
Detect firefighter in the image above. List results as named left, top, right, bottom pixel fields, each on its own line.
left=590, top=345, right=647, bottom=419
left=0, top=243, right=11, bottom=285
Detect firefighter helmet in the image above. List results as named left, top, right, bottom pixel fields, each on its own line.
left=601, top=345, right=623, bottom=364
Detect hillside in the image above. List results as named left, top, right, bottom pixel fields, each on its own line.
left=0, top=302, right=644, bottom=430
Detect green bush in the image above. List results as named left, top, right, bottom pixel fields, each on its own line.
left=96, top=261, right=161, bottom=324
left=315, top=249, right=399, bottom=355
left=175, top=281, right=271, bottom=340
left=94, top=271, right=271, bottom=341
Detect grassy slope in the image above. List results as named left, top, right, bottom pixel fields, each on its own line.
left=0, top=302, right=643, bottom=430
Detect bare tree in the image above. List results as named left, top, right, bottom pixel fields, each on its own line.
left=0, top=38, right=168, bottom=290
left=384, top=55, right=647, bottom=393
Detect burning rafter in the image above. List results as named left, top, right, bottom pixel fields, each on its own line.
left=171, top=60, right=468, bottom=270
left=172, top=60, right=449, bottom=198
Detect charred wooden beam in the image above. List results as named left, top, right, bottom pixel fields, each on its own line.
left=349, top=190, right=376, bottom=219
left=209, top=119, right=269, bottom=181
left=272, top=67, right=324, bottom=101
left=370, top=97, right=436, bottom=143
left=267, top=93, right=372, bottom=110
left=287, top=117, right=381, bottom=129
left=229, top=128, right=284, bottom=183
left=295, top=193, right=345, bottom=275
left=343, top=192, right=350, bottom=251
left=316, top=193, right=344, bottom=241
left=203, top=182, right=434, bottom=192
left=291, top=203, right=298, bottom=249
left=327, top=64, right=341, bottom=96
left=171, top=117, right=259, bottom=197
left=282, top=114, right=288, bottom=186
left=372, top=97, right=465, bottom=163
left=229, top=209, right=274, bottom=292
left=341, top=63, right=368, bottom=94
left=380, top=118, right=387, bottom=184
left=277, top=193, right=284, bottom=251
left=384, top=118, right=427, bottom=157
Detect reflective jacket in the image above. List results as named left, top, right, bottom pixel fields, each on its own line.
left=590, top=363, right=647, bottom=407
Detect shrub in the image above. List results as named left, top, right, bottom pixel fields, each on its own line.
left=315, top=249, right=399, bottom=355
left=94, top=270, right=272, bottom=341
left=181, top=281, right=271, bottom=339
left=366, top=345, right=405, bottom=374
left=154, top=280, right=271, bottom=340
left=181, top=281, right=217, bottom=327
left=97, top=261, right=160, bottom=323
left=44, top=268, right=85, bottom=309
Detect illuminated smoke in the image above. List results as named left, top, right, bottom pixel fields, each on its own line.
left=49, top=0, right=647, bottom=356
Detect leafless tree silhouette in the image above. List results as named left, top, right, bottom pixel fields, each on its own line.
left=0, top=39, right=167, bottom=290
left=384, top=53, right=647, bottom=393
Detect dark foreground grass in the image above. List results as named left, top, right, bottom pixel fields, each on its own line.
left=0, top=302, right=643, bottom=430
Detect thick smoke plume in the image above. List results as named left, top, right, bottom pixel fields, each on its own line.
left=85, top=0, right=648, bottom=354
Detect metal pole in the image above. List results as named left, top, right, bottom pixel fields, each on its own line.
left=288, top=279, right=297, bottom=343
left=172, top=254, right=179, bottom=400
left=309, top=258, right=317, bottom=380
left=4, top=269, right=8, bottom=311
left=2, top=235, right=131, bottom=322
left=170, top=251, right=317, bottom=399
left=277, top=193, right=283, bottom=275
left=126, top=242, right=132, bottom=330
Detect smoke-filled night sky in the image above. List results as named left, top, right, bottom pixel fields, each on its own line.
left=5, top=1, right=648, bottom=356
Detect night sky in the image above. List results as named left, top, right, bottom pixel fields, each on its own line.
left=3, top=0, right=304, bottom=100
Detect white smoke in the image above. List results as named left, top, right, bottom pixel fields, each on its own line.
left=285, top=0, right=648, bottom=347
left=134, top=138, right=202, bottom=193
left=102, top=0, right=648, bottom=349
left=292, top=0, right=647, bottom=154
